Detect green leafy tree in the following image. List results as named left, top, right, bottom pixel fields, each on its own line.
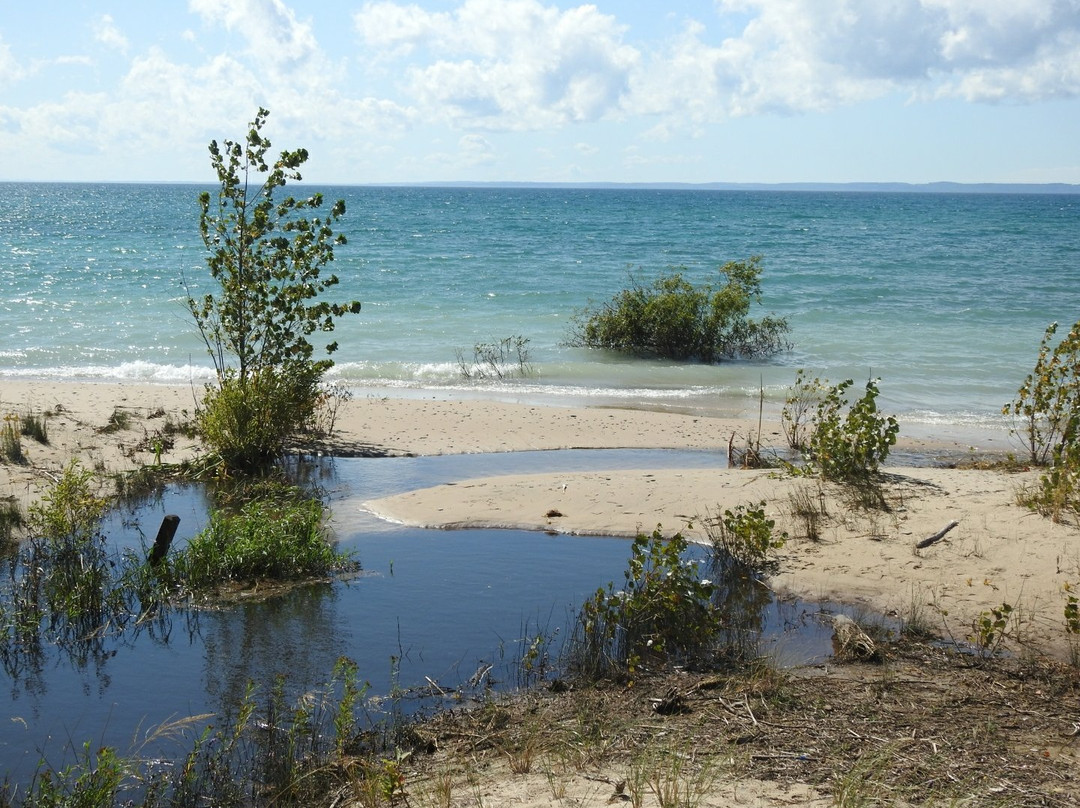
left=568, top=256, right=790, bottom=362
left=188, top=108, right=361, bottom=469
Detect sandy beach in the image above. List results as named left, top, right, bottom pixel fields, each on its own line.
left=2, top=379, right=1077, bottom=658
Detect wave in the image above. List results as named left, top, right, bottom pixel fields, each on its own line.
left=0, top=361, right=217, bottom=384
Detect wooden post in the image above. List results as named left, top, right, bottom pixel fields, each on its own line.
left=149, top=514, right=180, bottom=566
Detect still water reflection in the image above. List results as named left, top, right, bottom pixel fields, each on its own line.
left=1, top=450, right=845, bottom=783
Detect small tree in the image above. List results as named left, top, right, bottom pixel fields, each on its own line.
left=568, top=256, right=790, bottom=362
left=188, top=108, right=360, bottom=469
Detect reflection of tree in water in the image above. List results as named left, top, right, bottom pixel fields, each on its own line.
left=0, top=538, right=190, bottom=701
left=200, top=584, right=350, bottom=724
left=708, top=550, right=775, bottom=661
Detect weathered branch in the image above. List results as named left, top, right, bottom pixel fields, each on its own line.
left=915, top=520, right=960, bottom=550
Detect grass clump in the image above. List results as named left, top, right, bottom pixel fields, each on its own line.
left=20, top=409, right=48, bottom=444
left=198, top=366, right=324, bottom=472
left=1, top=414, right=24, bottom=464
left=568, top=256, right=790, bottom=362
left=171, top=483, right=356, bottom=591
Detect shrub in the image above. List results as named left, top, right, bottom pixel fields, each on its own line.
left=457, top=335, right=533, bottom=380
left=568, top=256, right=790, bottom=362
left=704, top=501, right=787, bottom=574
left=572, top=526, right=718, bottom=680
left=804, top=378, right=899, bottom=483
left=1003, top=320, right=1080, bottom=466
left=198, top=365, right=323, bottom=471
left=781, top=369, right=827, bottom=452
left=173, top=487, right=355, bottom=590
left=1004, top=320, right=1080, bottom=521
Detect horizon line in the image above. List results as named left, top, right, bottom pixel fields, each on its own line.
left=2, top=178, right=1078, bottom=194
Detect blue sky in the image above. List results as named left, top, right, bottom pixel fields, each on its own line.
left=1, top=0, right=1078, bottom=184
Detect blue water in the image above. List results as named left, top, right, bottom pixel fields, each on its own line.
left=3, top=183, right=1079, bottom=434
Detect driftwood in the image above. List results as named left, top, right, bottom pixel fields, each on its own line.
left=915, top=520, right=960, bottom=550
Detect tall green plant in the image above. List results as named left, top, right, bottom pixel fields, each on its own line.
left=1003, top=321, right=1080, bottom=466
left=188, top=108, right=361, bottom=469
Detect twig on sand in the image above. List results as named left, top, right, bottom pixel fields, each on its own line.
left=915, top=520, right=960, bottom=550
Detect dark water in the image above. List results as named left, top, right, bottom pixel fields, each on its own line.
left=1, top=449, right=850, bottom=783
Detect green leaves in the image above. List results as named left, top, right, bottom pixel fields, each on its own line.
left=803, top=378, right=899, bottom=483
left=190, top=107, right=360, bottom=381
left=189, top=109, right=361, bottom=469
left=1005, top=320, right=1080, bottom=520
left=569, top=256, right=791, bottom=362
left=576, top=527, right=719, bottom=679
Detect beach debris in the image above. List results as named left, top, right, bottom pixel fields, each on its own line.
left=650, top=685, right=689, bottom=715
left=915, top=519, right=960, bottom=550
left=830, top=614, right=880, bottom=661
left=546, top=508, right=564, bottom=518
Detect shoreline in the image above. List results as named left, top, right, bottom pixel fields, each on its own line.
left=1, top=380, right=1074, bottom=658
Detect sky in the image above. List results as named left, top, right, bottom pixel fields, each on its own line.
left=1, top=0, right=1078, bottom=185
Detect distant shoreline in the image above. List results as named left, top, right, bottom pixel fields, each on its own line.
left=2, top=179, right=1078, bottom=194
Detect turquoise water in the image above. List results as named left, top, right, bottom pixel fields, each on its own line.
left=2, top=183, right=1079, bottom=432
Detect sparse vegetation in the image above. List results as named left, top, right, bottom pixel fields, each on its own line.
left=568, top=256, right=790, bottom=361
left=19, top=409, right=48, bottom=444
left=1, top=414, right=24, bottom=463
left=1005, top=319, right=1080, bottom=521
left=457, top=335, right=533, bottom=381
left=781, top=369, right=826, bottom=452
left=572, top=526, right=719, bottom=680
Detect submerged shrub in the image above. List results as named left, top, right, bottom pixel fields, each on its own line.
left=572, top=526, right=718, bottom=680
left=568, top=256, right=791, bottom=362
left=173, top=488, right=355, bottom=590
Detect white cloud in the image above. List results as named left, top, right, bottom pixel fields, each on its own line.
left=699, top=0, right=1080, bottom=112
left=189, top=0, right=330, bottom=85
left=354, top=0, right=640, bottom=130
left=0, top=36, right=26, bottom=87
left=93, top=14, right=130, bottom=54
left=458, top=133, right=495, bottom=165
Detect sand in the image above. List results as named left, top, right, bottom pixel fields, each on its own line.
left=1, top=380, right=1077, bottom=657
